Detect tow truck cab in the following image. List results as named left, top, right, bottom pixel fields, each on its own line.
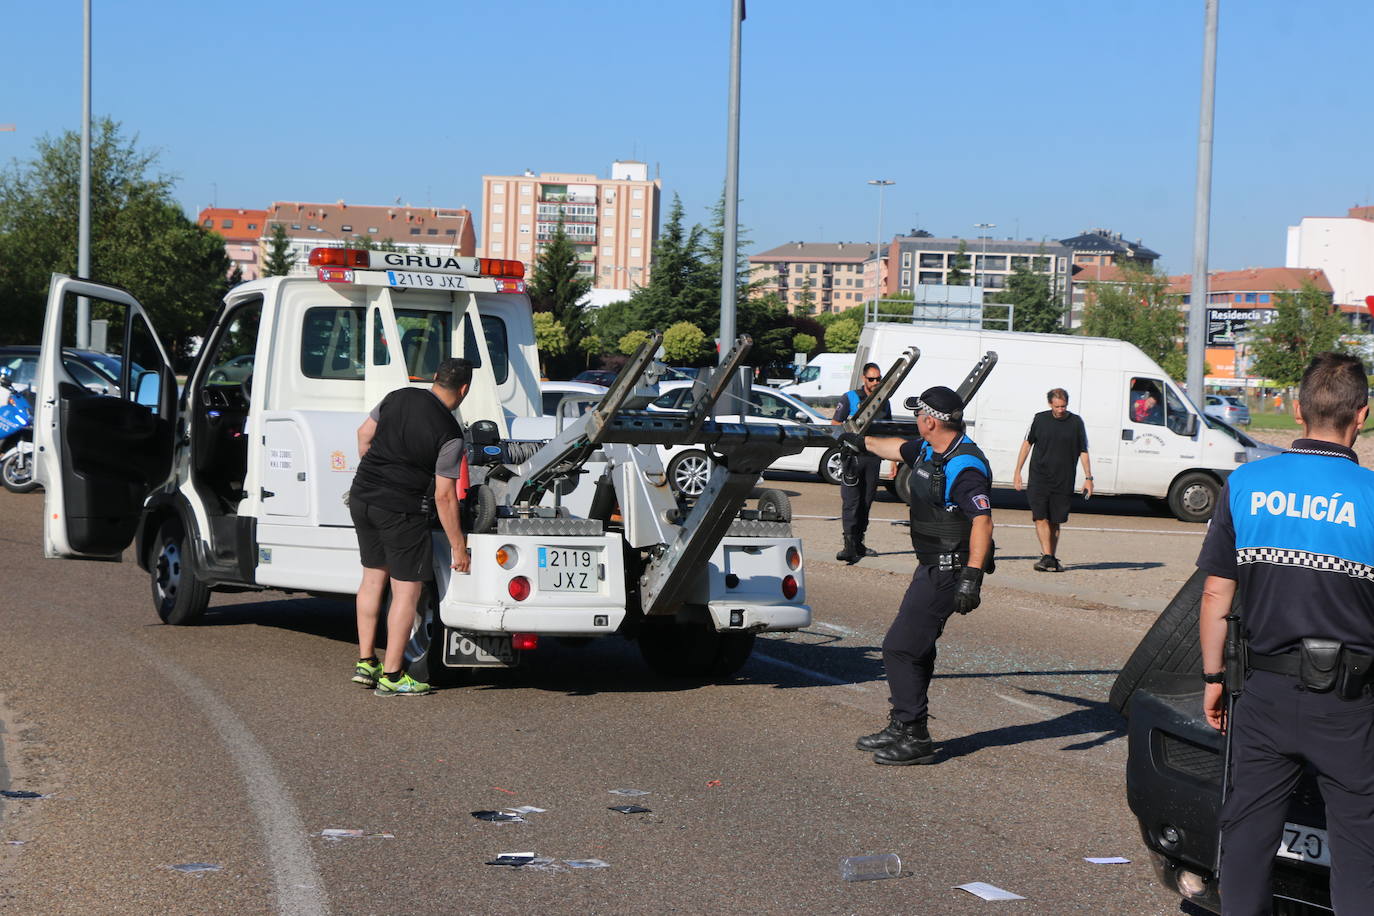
left=34, top=248, right=811, bottom=678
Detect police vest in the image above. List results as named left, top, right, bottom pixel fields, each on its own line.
left=350, top=387, right=461, bottom=515
left=907, top=435, right=991, bottom=555
left=843, top=388, right=891, bottom=421
left=1228, top=446, right=1374, bottom=655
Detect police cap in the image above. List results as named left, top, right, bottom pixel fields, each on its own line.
left=904, top=385, right=964, bottom=422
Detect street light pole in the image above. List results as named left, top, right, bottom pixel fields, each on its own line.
left=1187, top=0, right=1220, bottom=400
left=974, top=222, right=995, bottom=289
left=867, top=179, right=894, bottom=310
left=718, top=0, right=744, bottom=363
left=77, top=0, right=92, bottom=347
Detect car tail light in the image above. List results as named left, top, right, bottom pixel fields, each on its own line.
left=511, top=633, right=538, bottom=651
left=508, top=576, right=531, bottom=601
left=781, top=575, right=798, bottom=600
left=496, top=545, right=518, bottom=569
left=786, top=547, right=801, bottom=570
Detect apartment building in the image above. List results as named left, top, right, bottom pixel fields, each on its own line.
left=885, top=232, right=1074, bottom=317
left=749, top=241, right=874, bottom=314
left=479, top=161, right=661, bottom=295
left=1286, top=204, right=1374, bottom=307
left=197, top=207, right=268, bottom=281
left=262, top=201, right=476, bottom=275
left=1061, top=228, right=1161, bottom=325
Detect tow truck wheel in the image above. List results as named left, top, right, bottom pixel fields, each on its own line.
left=667, top=450, right=712, bottom=498
left=150, top=518, right=210, bottom=625
left=638, top=614, right=756, bottom=680
left=403, top=582, right=467, bottom=688
left=1, top=448, right=40, bottom=493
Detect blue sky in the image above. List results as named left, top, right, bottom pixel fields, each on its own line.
left=5, top=0, right=1371, bottom=274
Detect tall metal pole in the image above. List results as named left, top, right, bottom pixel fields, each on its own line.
left=77, top=0, right=92, bottom=347
left=867, top=179, right=894, bottom=310
left=974, top=223, right=995, bottom=288
left=718, top=0, right=743, bottom=363
left=1187, top=0, right=1220, bottom=400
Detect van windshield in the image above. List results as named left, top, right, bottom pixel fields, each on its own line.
left=796, top=366, right=819, bottom=383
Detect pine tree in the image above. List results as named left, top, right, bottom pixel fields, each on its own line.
left=1001, top=262, right=1063, bottom=333
left=263, top=223, right=297, bottom=276
left=527, top=214, right=592, bottom=338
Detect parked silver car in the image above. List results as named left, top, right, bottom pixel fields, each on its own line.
left=1203, top=394, right=1250, bottom=426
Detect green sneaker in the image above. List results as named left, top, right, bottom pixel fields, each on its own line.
left=374, top=672, right=432, bottom=697
left=352, top=659, right=383, bottom=687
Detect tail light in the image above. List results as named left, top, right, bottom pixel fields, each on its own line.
left=508, top=576, right=531, bottom=601
left=496, top=545, right=518, bottom=569
left=511, top=633, right=538, bottom=651
left=781, top=575, right=798, bottom=600
left=786, top=547, right=801, bottom=570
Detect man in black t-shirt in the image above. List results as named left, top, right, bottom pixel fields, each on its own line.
left=1013, top=387, right=1092, bottom=572
left=349, top=358, right=473, bottom=696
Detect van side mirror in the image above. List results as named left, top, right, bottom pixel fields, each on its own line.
left=1180, top=413, right=1200, bottom=437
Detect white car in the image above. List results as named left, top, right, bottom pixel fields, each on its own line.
left=648, top=381, right=842, bottom=496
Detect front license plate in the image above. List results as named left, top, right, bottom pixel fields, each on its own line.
left=442, top=631, right=517, bottom=667
left=387, top=270, right=467, bottom=290
left=537, top=546, right=598, bottom=592
left=1276, top=823, right=1330, bottom=867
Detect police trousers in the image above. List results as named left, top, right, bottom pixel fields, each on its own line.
left=841, top=455, right=881, bottom=542
left=881, top=565, right=958, bottom=723
left=1220, top=669, right=1374, bottom=916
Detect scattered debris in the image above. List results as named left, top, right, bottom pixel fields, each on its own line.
left=5, top=840, right=26, bottom=846
left=840, top=854, right=902, bottom=881
left=472, top=810, right=525, bottom=823
left=508, top=805, right=546, bottom=815
left=164, top=863, right=222, bottom=875
left=316, top=828, right=394, bottom=840
left=956, top=882, right=1025, bottom=901
left=705, top=780, right=722, bottom=788
left=490, top=786, right=518, bottom=795
left=0, top=791, right=47, bottom=800
left=486, top=852, right=536, bottom=867
left=608, top=805, right=651, bottom=814
left=1084, top=856, right=1130, bottom=865
left=608, top=788, right=649, bottom=797
left=564, top=858, right=610, bottom=869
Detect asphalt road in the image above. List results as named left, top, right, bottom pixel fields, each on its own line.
left=0, top=481, right=1206, bottom=915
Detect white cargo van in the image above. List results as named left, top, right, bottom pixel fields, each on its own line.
left=777, top=353, right=854, bottom=407
left=857, top=323, right=1250, bottom=522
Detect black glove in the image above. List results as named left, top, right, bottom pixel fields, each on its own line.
left=952, top=567, right=984, bottom=615
left=837, top=432, right=867, bottom=456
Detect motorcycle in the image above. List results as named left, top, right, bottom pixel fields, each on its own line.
left=0, top=366, right=38, bottom=494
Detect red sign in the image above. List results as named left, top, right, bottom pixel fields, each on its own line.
left=1365, top=295, right=1374, bottom=310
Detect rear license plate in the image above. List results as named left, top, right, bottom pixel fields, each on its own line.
left=442, top=631, right=517, bottom=667
left=537, top=546, right=598, bottom=592
left=1276, top=823, right=1330, bottom=867
left=386, top=270, right=467, bottom=290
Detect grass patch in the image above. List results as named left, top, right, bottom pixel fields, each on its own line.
left=1247, top=412, right=1299, bottom=431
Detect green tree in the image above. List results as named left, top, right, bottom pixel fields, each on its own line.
left=1081, top=263, right=1186, bottom=378
left=702, top=187, right=766, bottom=313
left=736, top=293, right=794, bottom=366
left=998, top=262, right=1063, bottom=333
left=579, top=333, right=603, bottom=367
left=618, top=329, right=652, bottom=356
left=0, top=117, right=231, bottom=356
left=946, top=240, right=971, bottom=286
left=794, top=278, right=816, bottom=317
left=532, top=311, right=567, bottom=377
left=528, top=214, right=592, bottom=336
left=794, top=332, right=818, bottom=355
left=626, top=194, right=713, bottom=332
left=825, top=318, right=862, bottom=353
left=1249, top=280, right=1349, bottom=385
left=263, top=223, right=297, bottom=276
left=662, top=321, right=708, bottom=364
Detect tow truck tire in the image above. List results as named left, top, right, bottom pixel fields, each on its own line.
left=757, top=489, right=792, bottom=523
left=466, top=483, right=498, bottom=534
left=1167, top=472, right=1220, bottom=523
left=150, top=518, right=210, bottom=626
left=1, top=449, right=40, bottom=493
left=1107, top=568, right=1208, bottom=716
left=638, top=617, right=756, bottom=680
left=404, top=582, right=466, bottom=688
left=819, top=447, right=844, bottom=485
left=667, top=450, right=711, bottom=498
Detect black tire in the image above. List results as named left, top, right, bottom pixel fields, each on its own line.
left=403, top=581, right=467, bottom=688
left=1108, top=568, right=1235, bottom=716
left=1, top=449, right=40, bottom=493
left=467, top=483, right=498, bottom=534
left=819, top=446, right=844, bottom=486
left=638, top=616, right=756, bottom=680
left=667, top=449, right=712, bottom=498
left=1168, top=471, right=1220, bottom=523
left=893, top=465, right=913, bottom=507
left=150, top=518, right=211, bottom=625
left=757, top=488, right=792, bottom=523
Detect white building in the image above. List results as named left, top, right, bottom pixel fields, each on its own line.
left=1285, top=205, right=1374, bottom=307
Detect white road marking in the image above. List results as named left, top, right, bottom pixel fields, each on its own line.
left=752, top=650, right=872, bottom=693
left=813, top=621, right=859, bottom=637
left=793, top=514, right=1202, bottom=537
left=129, top=643, right=329, bottom=916
left=995, top=692, right=1054, bottom=716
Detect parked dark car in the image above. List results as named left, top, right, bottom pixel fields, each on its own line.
left=572, top=369, right=616, bottom=386
left=0, top=345, right=124, bottom=395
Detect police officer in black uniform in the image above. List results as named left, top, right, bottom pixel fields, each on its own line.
left=1197, top=352, right=1374, bottom=914
left=833, top=362, right=891, bottom=564
left=840, top=386, right=994, bottom=765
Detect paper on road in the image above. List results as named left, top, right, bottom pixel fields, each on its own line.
left=956, top=882, right=1026, bottom=901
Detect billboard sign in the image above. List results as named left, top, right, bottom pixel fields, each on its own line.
left=1207, top=307, right=1275, bottom=347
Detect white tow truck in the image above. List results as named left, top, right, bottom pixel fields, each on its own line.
left=33, top=248, right=883, bottom=681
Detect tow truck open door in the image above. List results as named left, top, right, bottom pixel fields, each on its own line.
left=36, top=276, right=177, bottom=559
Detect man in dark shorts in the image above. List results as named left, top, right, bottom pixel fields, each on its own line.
left=349, top=358, right=473, bottom=696
left=1012, top=387, right=1092, bottom=572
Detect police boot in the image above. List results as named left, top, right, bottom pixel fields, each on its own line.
left=855, top=714, right=905, bottom=751
left=836, top=536, right=860, bottom=564
left=857, top=541, right=877, bottom=557
left=872, top=717, right=936, bottom=766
